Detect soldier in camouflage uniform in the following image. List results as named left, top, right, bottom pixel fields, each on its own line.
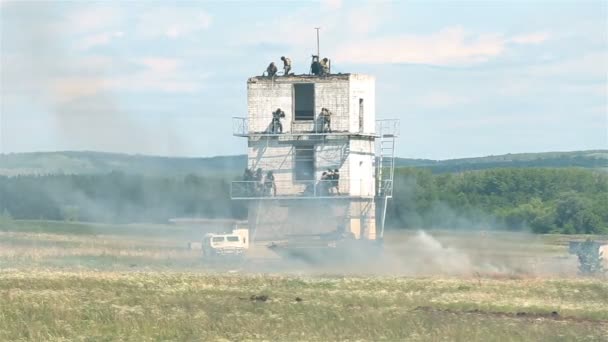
left=281, top=56, right=291, bottom=76
left=319, top=58, right=330, bottom=76
left=271, top=108, right=285, bottom=134
left=266, top=62, right=278, bottom=77
left=320, top=107, right=332, bottom=132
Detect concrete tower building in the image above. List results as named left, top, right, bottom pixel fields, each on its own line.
left=232, top=70, right=398, bottom=247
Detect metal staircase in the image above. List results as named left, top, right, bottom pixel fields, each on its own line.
left=375, top=119, right=399, bottom=238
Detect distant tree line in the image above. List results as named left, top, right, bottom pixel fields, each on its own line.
left=0, top=172, right=246, bottom=223
left=399, top=156, right=608, bottom=173
left=388, top=168, right=608, bottom=234
left=1, top=168, right=606, bottom=234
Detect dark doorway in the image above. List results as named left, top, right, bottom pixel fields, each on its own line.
left=294, top=146, right=314, bottom=180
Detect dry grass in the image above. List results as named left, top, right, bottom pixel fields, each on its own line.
left=0, top=220, right=606, bottom=341
left=0, top=271, right=606, bottom=341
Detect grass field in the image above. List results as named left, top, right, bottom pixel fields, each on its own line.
left=0, top=219, right=607, bottom=341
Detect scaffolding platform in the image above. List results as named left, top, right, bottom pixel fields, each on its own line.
left=232, top=117, right=399, bottom=138
left=231, top=179, right=375, bottom=200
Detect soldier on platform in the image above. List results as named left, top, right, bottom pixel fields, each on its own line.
left=323, top=169, right=333, bottom=195
left=319, top=171, right=328, bottom=196
left=281, top=56, right=291, bottom=76
left=330, top=168, right=340, bottom=195
left=254, top=168, right=263, bottom=195
left=320, top=107, right=332, bottom=133
left=264, top=171, right=277, bottom=196
left=271, top=108, right=285, bottom=134
left=243, top=168, right=254, bottom=195
left=266, top=62, right=278, bottom=77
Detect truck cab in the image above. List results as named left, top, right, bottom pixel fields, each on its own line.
left=202, top=228, right=249, bottom=258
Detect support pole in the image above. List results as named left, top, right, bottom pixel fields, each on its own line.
left=315, top=27, right=320, bottom=57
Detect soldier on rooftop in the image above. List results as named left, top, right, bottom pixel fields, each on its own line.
left=266, top=62, right=278, bottom=77
left=281, top=56, right=291, bottom=76
left=319, top=58, right=330, bottom=76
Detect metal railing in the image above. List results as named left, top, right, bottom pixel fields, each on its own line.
left=233, top=117, right=249, bottom=136
left=233, top=116, right=399, bottom=137
left=376, top=119, right=400, bottom=137
left=231, top=179, right=373, bottom=199
left=290, top=118, right=350, bottom=135
left=377, top=179, right=394, bottom=198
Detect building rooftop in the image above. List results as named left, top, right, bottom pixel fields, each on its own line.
left=248, top=73, right=354, bottom=83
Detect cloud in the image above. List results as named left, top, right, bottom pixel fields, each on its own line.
left=527, top=52, right=608, bottom=77
left=334, top=27, right=549, bottom=65
left=345, top=4, right=385, bottom=34
left=509, top=32, right=550, bottom=44
left=67, top=5, right=123, bottom=33
left=320, top=0, right=342, bottom=11
left=78, top=31, right=124, bottom=50
left=135, top=7, right=212, bottom=39
left=50, top=57, right=204, bottom=103
left=335, top=27, right=503, bottom=65
left=235, top=2, right=393, bottom=64
left=52, top=77, right=106, bottom=103
left=139, top=58, right=180, bottom=73
left=415, top=93, right=472, bottom=109
left=239, top=2, right=540, bottom=67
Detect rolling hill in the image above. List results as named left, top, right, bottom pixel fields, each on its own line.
left=0, top=150, right=606, bottom=176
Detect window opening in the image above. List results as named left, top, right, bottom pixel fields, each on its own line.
left=294, top=84, right=315, bottom=120
left=359, top=98, right=364, bottom=133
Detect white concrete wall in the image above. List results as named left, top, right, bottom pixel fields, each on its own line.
left=348, top=138, right=376, bottom=197
left=247, top=137, right=375, bottom=197
left=247, top=79, right=294, bottom=133
left=314, top=80, right=350, bottom=132
left=348, top=199, right=376, bottom=239
left=247, top=75, right=367, bottom=134
left=315, top=138, right=349, bottom=194
left=348, top=74, right=376, bottom=134
left=250, top=201, right=349, bottom=240
left=247, top=137, right=351, bottom=196
left=245, top=74, right=379, bottom=241
left=248, top=139, right=293, bottom=179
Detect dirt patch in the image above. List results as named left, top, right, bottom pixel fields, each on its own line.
left=414, top=306, right=607, bottom=324
left=240, top=294, right=270, bottom=302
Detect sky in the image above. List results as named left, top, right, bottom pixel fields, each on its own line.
left=0, top=0, right=606, bottom=160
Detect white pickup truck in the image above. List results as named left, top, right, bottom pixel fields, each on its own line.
left=202, top=229, right=249, bottom=258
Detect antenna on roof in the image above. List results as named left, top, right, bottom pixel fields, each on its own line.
left=314, top=27, right=320, bottom=57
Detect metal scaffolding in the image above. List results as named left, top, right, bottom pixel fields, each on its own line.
left=231, top=115, right=399, bottom=241
left=375, top=119, right=399, bottom=238
left=230, top=117, right=399, bottom=201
